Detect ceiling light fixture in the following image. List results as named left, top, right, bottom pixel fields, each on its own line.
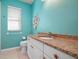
left=41, top=0, right=45, bottom=2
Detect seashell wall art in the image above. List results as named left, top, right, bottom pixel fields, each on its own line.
left=33, top=16, right=39, bottom=30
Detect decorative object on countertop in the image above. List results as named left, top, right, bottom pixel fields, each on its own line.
left=33, top=16, right=39, bottom=30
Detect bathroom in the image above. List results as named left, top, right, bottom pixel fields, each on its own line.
left=0, top=0, right=78, bottom=59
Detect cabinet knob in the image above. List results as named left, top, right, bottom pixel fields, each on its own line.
left=31, top=45, right=34, bottom=48
left=43, top=56, right=46, bottom=59
left=54, top=54, right=59, bottom=59
left=31, top=45, right=36, bottom=48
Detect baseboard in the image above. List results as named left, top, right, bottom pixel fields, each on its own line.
left=1, top=46, right=20, bottom=52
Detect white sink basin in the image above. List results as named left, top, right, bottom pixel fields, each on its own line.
left=39, top=37, right=53, bottom=40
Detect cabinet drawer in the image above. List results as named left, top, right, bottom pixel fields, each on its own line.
left=30, top=38, right=43, bottom=51
left=44, top=44, right=75, bottom=59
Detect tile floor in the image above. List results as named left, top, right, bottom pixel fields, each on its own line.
left=0, top=48, right=29, bottom=59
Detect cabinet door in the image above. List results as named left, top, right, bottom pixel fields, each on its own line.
left=30, top=38, right=43, bottom=51
left=33, top=45, right=43, bottom=59
left=27, top=37, right=43, bottom=59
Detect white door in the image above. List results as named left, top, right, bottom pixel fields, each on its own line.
left=0, top=1, right=1, bottom=50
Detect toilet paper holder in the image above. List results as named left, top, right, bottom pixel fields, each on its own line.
left=22, top=36, right=26, bottom=40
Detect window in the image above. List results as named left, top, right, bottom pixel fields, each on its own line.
left=8, top=6, right=21, bottom=31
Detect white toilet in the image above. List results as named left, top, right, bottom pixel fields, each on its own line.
left=20, top=41, right=27, bottom=54
left=20, top=36, right=27, bottom=54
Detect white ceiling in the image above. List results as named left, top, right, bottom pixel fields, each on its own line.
left=19, top=0, right=33, bottom=4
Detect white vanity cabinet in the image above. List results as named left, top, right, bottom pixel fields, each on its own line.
left=44, top=44, right=76, bottom=59
left=27, top=36, right=76, bottom=59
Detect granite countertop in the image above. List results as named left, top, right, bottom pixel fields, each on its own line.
left=31, top=34, right=78, bottom=58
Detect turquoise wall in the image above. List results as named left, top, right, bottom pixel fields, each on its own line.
left=33, top=0, right=78, bottom=35
left=1, top=0, right=32, bottom=49
left=0, top=1, right=1, bottom=50
left=0, top=0, right=78, bottom=49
